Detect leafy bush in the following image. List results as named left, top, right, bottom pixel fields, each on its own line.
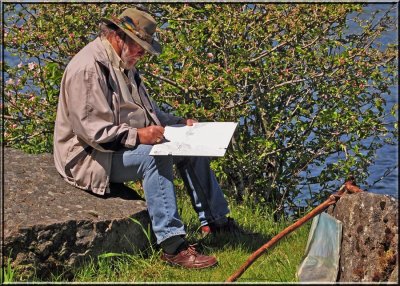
left=3, top=3, right=398, bottom=213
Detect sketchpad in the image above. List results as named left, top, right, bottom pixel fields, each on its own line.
left=296, top=212, right=342, bottom=282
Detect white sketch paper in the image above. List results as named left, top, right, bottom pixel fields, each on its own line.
left=150, top=122, right=238, bottom=156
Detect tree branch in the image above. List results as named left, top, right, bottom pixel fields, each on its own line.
left=249, top=38, right=293, bottom=63
left=270, top=72, right=324, bottom=90
left=143, top=71, right=188, bottom=93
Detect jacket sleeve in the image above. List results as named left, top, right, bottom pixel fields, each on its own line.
left=65, top=68, right=138, bottom=151
left=134, top=69, right=183, bottom=127
left=152, top=100, right=184, bottom=126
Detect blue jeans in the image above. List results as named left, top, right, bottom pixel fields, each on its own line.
left=110, top=144, right=230, bottom=244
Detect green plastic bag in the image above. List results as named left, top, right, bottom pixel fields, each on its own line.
left=297, top=212, right=343, bottom=282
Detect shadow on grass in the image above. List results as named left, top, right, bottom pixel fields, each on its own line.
left=185, top=224, right=272, bottom=255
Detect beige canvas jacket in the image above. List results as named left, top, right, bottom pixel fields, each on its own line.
left=54, top=37, right=182, bottom=195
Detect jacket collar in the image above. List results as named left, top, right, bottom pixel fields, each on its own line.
left=100, top=36, right=124, bottom=70
left=92, top=37, right=114, bottom=68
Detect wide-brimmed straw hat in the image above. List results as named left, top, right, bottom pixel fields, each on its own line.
left=102, top=8, right=162, bottom=56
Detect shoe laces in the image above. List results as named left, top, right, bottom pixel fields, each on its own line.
left=181, top=243, right=199, bottom=256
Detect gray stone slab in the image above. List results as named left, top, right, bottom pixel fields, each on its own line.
left=2, top=148, right=152, bottom=279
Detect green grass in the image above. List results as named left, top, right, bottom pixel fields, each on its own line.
left=7, top=194, right=312, bottom=283
left=71, top=194, right=311, bottom=283
left=1, top=257, right=15, bottom=284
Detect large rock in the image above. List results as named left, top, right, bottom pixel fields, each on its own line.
left=2, top=148, right=153, bottom=279
left=327, top=192, right=398, bottom=282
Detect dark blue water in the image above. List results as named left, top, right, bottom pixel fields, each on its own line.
left=4, top=4, right=398, bottom=201
left=295, top=4, right=398, bottom=203
left=296, top=84, right=398, bottom=201
left=362, top=5, right=398, bottom=198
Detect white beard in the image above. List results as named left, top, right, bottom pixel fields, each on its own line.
left=120, top=44, right=137, bottom=70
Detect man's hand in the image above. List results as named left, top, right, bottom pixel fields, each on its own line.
left=137, top=126, right=165, bottom=145
left=181, top=118, right=198, bottom=126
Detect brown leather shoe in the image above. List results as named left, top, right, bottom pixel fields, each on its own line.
left=160, top=244, right=218, bottom=269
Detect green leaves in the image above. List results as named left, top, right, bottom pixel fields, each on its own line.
left=3, top=3, right=398, bottom=214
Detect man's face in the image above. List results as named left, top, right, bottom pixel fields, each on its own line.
left=120, top=34, right=146, bottom=69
